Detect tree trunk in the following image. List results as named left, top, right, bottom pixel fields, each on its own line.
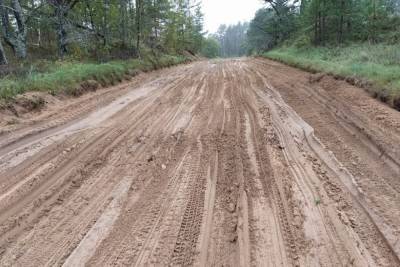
left=338, top=0, right=345, bottom=43
left=153, top=12, right=158, bottom=42
left=12, top=0, right=27, bottom=58
left=103, top=0, right=110, bottom=46
left=371, top=0, right=377, bottom=43
left=0, top=39, right=7, bottom=65
left=119, top=0, right=128, bottom=46
left=0, top=0, right=11, bottom=45
left=314, top=0, right=321, bottom=45
left=318, top=11, right=322, bottom=44
left=30, top=0, right=41, bottom=46
left=128, top=0, right=134, bottom=45
left=322, top=11, right=326, bottom=45
left=55, top=6, right=68, bottom=58
left=0, top=0, right=27, bottom=59
left=135, top=0, right=142, bottom=56
left=314, top=16, right=318, bottom=45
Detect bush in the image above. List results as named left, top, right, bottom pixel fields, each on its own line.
left=292, top=34, right=312, bottom=48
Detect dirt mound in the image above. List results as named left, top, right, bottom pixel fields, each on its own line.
left=67, top=80, right=101, bottom=97
left=0, top=92, right=49, bottom=117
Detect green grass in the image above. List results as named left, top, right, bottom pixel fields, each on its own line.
left=0, top=54, right=189, bottom=100
left=263, top=44, right=400, bottom=110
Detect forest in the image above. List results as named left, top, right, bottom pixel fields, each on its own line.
left=245, top=0, right=400, bottom=109
left=246, top=0, right=400, bottom=51
left=1, top=0, right=400, bottom=108
left=202, top=1, right=400, bottom=58
left=199, top=0, right=400, bottom=109
left=0, top=0, right=204, bottom=62
left=0, top=0, right=204, bottom=99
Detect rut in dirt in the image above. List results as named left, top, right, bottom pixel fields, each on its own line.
left=0, top=58, right=400, bottom=266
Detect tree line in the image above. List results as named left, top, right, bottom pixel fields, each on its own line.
left=247, top=0, right=400, bottom=53
left=0, top=0, right=204, bottom=65
left=201, top=22, right=248, bottom=58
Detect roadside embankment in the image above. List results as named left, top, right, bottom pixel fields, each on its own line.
left=0, top=54, right=191, bottom=114
left=263, top=44, right=400, bottom=111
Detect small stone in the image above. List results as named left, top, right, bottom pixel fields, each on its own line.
left=147, top=155, right=155, bottom=162
left=227, top=186, right=235, bottom=193
left=228, top=234, right=237, bottom=243
left=161, top=164, right=167, bottom=170
left=227, top=203, right=236, bottom=213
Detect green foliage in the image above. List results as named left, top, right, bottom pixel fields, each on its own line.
left=263, top=44, right=400, bottom=109
left=162, top=0, right=205, bottom=54
left=248, top=0, right=400, bottom=51
left=0, top=0, right=205, bottom=63
left=247, top=1, right=298, bottom=53
left=213, top=22, right=248, bottom=57
left=247, top=9, right=276, bottom=53
left=300, top=0, right=400, bottom=44
left=0, top=0, right=204, bottom=101
left=247, top=0, right=400, bottom=109
left=201, top=37, right=220, bottom=58
left=292, top=34, right=312, bottom=48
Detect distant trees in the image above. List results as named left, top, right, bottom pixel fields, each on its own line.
left=201, top=36, right=220, bottom=58
left=213, top=22, right=248, bottom=57
left=0, top=0, right=205, bottom=65
left=302, top=0, right=400, bottom=44
left=247, top=0, right=400, bottom=52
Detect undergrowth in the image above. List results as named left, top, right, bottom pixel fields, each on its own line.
left=0, top=54, right=189, bottom=101
left=263, top=44, right=400, bottom=110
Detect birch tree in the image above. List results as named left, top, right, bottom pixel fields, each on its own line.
left=47, top=0, right=80, bottom=58
left=0, top=0, right=27, bottom=59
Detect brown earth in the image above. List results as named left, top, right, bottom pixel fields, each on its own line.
left=0, top=58, right=400, bottom=266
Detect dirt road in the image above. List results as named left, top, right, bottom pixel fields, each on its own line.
left=1, top=58, right=400, bottom=266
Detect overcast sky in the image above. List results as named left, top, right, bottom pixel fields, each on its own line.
left=201, top=0, right=265, bottom=34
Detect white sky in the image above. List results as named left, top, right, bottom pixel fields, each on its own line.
left=201, top=0, right=265, bottom=34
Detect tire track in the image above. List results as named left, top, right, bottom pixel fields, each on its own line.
left=1, top=59, right=399, bottom=266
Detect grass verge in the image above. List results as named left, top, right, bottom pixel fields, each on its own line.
left=263, top=44, right=400, bottom=110
left=0, top=54, right=189, bottom=101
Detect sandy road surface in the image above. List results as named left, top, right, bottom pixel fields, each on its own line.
left=0, top=58, right=400, bottom=266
